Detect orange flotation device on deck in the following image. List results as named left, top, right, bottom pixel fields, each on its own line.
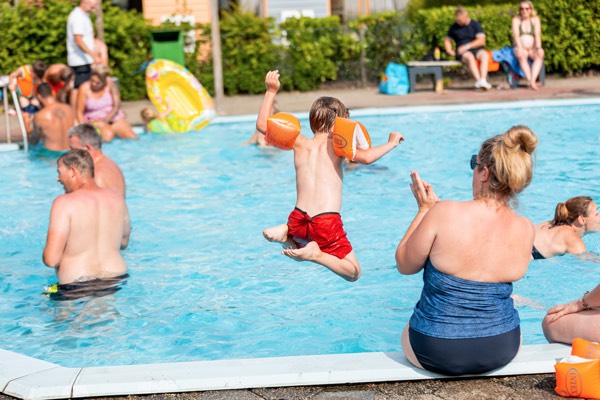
left=266, top=112, right=301, bottom=150
left=333, top=117, right=372, bottom=160
left=555, top=355, right=600, bottom=398
left=572, top=338, right=600, bottom=360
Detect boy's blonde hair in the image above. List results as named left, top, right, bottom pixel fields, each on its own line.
left=309, top=97, right=349, bottom=134
left=140, top=107, right=157, bottom=123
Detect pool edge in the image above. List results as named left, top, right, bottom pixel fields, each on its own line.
left=1, top=343, right=569, bottom=399
left=211, top=97, right=600, bottom=124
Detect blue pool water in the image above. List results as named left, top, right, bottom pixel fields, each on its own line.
left=0, top=100, right=599, bottom=368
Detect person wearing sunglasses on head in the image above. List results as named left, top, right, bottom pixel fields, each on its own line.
left=512, top=1, right=545, bottom=90
left=396, top=126, right=538, bottom=376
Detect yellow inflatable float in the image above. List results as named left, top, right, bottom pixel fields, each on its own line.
left=145, top=59, right=215, bottom=133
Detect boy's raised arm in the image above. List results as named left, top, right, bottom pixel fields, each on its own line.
left=353, top=132, right=404, bottom=164
left=256, top=70, right=280, bottom=134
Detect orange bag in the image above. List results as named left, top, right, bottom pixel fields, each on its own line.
left=555, top=355, right=600, bottom=398
left=475, top=50, right=500, bottom=73
left=266, top=112, right=301, bottom=150
left=572, top=338, right=600, bottom=360
left=332, top=117, right=372, bottom=160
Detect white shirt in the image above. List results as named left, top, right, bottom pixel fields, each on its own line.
left=66, top=6, right=94, bottom=67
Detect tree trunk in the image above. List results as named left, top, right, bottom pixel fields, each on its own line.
left=210, top=0, right=224, bottom=112
left=95, top=0, right=105, bottom=42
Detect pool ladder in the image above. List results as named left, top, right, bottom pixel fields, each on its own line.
left=0, top=75, right=28, bottom=152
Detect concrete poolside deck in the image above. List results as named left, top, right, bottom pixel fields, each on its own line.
left=2, top=77, right=599, bottom=399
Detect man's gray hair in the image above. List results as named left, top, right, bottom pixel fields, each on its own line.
left=69, top=123, right=102, bottom=149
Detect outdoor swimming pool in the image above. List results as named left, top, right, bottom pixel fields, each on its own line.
left=0, top=99, right=599, bottom=368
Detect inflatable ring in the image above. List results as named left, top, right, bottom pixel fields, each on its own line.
left=145, top=59, right=215, bottom=133
left=266, top=112, right=301, bottom=150
left=333, top=117, right=372, bottom=160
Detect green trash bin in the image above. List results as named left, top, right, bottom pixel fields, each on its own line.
left=150, top=30, right=185, bottom=66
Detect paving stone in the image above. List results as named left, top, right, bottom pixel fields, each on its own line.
left=252, top=385, right=323, bottom=400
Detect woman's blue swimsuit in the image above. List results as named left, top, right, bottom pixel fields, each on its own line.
left=408, top=259, right=520, bottom=376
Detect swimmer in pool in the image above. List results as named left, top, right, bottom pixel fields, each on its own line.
left=43, top=149, right=130, bottom=285
left=532, top=196, right=600, bottom=260
left=256, top=70, right=404, bottom=282
left=68, top=123, right=126, bottom=197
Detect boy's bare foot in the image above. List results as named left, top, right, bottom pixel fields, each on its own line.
left=263, top=224, right=289, bottom=243
left=282, top=241, right=321, bottom=262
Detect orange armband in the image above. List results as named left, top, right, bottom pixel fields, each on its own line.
left=572, top=338, right=600, bottom=360
left=266, top=112, right=301, bottom=150
left=332, top=117, right=372, bottom=160
left=555, top=354, right=600, bottom=398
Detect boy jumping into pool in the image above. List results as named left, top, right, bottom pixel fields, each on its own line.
left=256, top=70, right=404, bottom=281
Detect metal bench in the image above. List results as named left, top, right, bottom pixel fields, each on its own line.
left=406, top=61, right=463, bottom=93
left=408, top=60, right=546, bottom=92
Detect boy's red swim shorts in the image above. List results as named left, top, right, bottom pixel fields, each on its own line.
left=286, top=207, right=353, bottom=259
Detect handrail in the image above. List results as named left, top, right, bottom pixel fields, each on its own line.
left=10, top=89, right=29, bottom=152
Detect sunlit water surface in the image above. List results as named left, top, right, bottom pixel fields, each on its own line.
left=0, top=102, right=599, bottom=367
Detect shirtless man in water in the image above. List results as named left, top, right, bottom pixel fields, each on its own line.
left=30, top=83, right=74, bottom=152
left=256, top=71, right=404, bottom=281
left=68, top=123, right=126, bottom=197
left=43, top=149, right=130, bottom=284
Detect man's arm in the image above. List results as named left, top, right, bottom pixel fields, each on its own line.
left=121, top=205, right=131, bottom=250
left=256, top=70, right=280, bottom=134
left=352, top=132, right=403, bottom=164
left=74, top=35, right=95, bottom=60
left=29, top=119, right=44, bottom=146
left=43, top=197, right=70, bottom=268
left=444, top=37, right=455, bottom=57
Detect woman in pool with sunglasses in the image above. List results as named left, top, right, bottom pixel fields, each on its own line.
left=512, top=1, right=545, bottom=90
left=396, top=126, right=538, bottom=376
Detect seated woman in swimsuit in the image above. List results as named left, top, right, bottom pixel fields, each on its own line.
left=532, top=196, right=600, bottom=260
left=396, top=126, right=538, bottom=376
left=543, top=283, right=600, bottom=345
left=76, top=64, right=137, bottom=142
left=512, top=1, right=544, bottom=90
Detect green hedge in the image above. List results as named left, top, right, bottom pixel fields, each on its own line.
left=280, top=16, right=361, bottom=91
left=1, top=0, right=597, bottom=98
left=0, top=0, right=151, bottom=100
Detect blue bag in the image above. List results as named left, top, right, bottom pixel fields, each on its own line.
left=379, top=62, right=409, bottom=95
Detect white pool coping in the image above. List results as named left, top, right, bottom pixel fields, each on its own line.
left=211, top=97, right=600, bottom=124
left=0, top=343, right=571, bottom=399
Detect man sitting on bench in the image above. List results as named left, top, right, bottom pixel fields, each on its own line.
left=444, top=6, right=492, bottom=90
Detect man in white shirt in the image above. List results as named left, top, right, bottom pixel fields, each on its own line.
left=66, top=0, right=99, bottom=93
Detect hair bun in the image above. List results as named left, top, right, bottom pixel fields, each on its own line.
left=503, top=125, right=538, bottom=155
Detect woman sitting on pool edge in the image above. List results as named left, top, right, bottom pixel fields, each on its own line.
left=532, top=196, right=600, bottom=260
left=396, top=126, right=538, bottom=376
left=543, top=283, right=600, bottom=344
left=76, top=64, right=137, bottom=142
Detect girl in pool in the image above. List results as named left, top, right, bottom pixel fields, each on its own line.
left=396, top=126, right=538, bottom=376
left=512, top=1, right=545, bottom=90
left=532, top=196, right=600, bottom=260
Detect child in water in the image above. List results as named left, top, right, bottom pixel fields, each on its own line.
left=141, top=100, right=172, bottom=134
left=256, top=70, right=404, bottom=281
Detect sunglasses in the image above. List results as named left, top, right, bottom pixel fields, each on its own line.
left=519, top=6, right=531, bottom=10
left=470, top=154, right=482, bottom=170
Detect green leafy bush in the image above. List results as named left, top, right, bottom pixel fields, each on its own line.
left=195, top=9, right=281, bottom=95
left=280, top=16, right=361, bottom=91
left=536, top=0, right=600, bottom=73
